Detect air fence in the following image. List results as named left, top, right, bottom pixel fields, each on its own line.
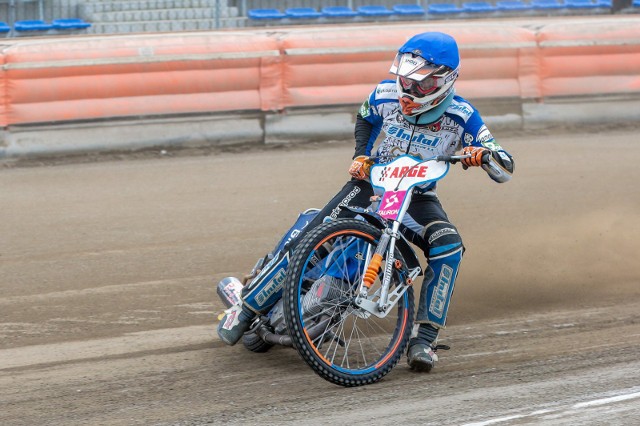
left=0, top=13, right=639, bottom=158
left=1, top=0, right=639, bottom=36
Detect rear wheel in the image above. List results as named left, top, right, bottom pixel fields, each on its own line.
left=283, top=218, right=414, bottom=387
left=242, top=331, right=273, bottom=353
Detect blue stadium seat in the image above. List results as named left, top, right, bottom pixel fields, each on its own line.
left=358, top=5, right=395, bottom=16
left=0, top=22, right=10, bottom=33
left=393, top=4, right=426, bottom=15
left=496, top=1, right=533, bottom=11
left=52, top=19, right=91, bottom=30
left=14, top=20, right=53, bottom=32
left=565, top=0, right=601, bottom=8
left=463, top=2, right=498, bottom=12
left=322, top=6, right=358, bottom=17
left=247, top=9, right=286, bottom=20
left=428, top=3, right=464, bottom=16
left=531, top=0, right=566, bottom=9
left=285, top=7, right=322, bottom=19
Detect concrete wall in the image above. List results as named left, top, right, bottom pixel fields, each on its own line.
left=2, top=16, right=640, bottom=158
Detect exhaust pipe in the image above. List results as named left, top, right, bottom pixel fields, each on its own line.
left=255, top=317, right=332, bottom=347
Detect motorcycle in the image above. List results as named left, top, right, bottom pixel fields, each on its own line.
left=217, top=154, right=469, bottom=387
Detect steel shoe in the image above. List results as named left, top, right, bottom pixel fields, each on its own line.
left=217, top=304, right=251, bottom=346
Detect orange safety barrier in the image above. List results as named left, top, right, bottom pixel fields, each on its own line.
left=536, top=19, right=640, bottom=98
left=1, top=17, right=640, bottom=128
left=0, top=49, right=6, bottom=127
left=278, top=25, right=538, bottom=108
left=0, top=32, right=281, bottom=127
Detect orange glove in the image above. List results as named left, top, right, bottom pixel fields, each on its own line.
left=461, top=146, right=490, bottom=168
left=348, top=156, right=373, bottom=180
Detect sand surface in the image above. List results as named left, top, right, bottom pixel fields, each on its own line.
left=1, top=128, right=639, bottom=425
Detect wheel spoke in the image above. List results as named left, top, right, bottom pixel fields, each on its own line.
left=284, top=219, right=414, bottom=386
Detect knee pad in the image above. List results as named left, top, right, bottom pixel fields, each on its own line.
left=416, top=221, right=464, bottom=327
left=416, top=249, right=463, bottom=327
left=422, top=221, right=463, bottom=260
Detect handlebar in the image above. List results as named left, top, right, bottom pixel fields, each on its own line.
left=435, top=154, right=472, bottom=164
left=367, top=153, right=472, bottom=165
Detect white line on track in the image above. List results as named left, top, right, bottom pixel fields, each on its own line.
left=462, top=389, right=640, bottom=426
left=572, top=391, right=640, bottom=409
left=0, top=325, right=215, bottom=370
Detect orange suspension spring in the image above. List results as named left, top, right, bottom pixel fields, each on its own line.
left=363, top=253, right=383, bottom=288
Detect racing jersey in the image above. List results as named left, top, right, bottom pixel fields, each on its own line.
left=357, top=80, right=513, bottom=190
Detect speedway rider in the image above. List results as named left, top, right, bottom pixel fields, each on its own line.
left=217, top=32, right=514, bottom=373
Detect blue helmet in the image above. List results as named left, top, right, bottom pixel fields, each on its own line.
left=389, top=32, right=460, bottom=119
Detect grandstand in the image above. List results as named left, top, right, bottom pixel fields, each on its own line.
left=0, top=0, right=638, bottom=37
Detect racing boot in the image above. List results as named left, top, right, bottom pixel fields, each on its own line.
left=407, top=323, right=440, bottom=372
left=407, top=343, right=439, bottom=372
left=217, top=303, right=255, bottom=346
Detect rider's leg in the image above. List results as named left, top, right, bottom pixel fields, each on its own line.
left=305, top=178, right=374, bottom=227
left=217, top=179, right=373, bottom=346
left=403, top=194, right=464, bottom=372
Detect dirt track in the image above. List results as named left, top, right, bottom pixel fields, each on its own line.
left=1, top=128, right=639, bottom=425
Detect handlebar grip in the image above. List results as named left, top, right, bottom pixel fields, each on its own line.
left=481, top=150, right=492, bottom=165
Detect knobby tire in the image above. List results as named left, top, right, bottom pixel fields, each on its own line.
left=283, top=218, right=414, bottom=387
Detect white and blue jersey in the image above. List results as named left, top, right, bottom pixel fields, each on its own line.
left=357, top=80, right=513, bottom=190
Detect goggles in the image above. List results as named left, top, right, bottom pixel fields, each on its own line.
left=390, top=52, right=458, bottom=93
left=399, top=76, right=440, bottom=97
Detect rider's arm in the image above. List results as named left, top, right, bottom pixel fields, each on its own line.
left=354, top=113, right=373, bottom=158
left=353, top=82, right=393, bottom=158
left=461, top=112, right=514, bottom=183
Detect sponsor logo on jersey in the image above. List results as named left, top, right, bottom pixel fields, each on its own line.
left=427, top=121, right=442, bottom=132
left=375, top=85, right=398, bottom=101
left=464, top=133, right=474, bottom=145
left=477, top=125, right=499, bottom=148
left=450, top=104, right=472, bottom=115
left=480, top=129, right=504, bottom=151
left=386, top=125, right=441, bottom=147
left=359, top=100, right=371, bottom=118
left=449, top=102, right=473, bottom=121
left=482, top=141, right=503, bottom=151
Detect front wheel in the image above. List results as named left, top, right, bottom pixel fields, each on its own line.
left=283, top=218, right=414, bottom=387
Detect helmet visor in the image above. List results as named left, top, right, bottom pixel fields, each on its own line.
left=390, top=52, right=456, bottom=82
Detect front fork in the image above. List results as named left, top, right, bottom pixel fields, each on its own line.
left=354, top=220, right=420, bottom=318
